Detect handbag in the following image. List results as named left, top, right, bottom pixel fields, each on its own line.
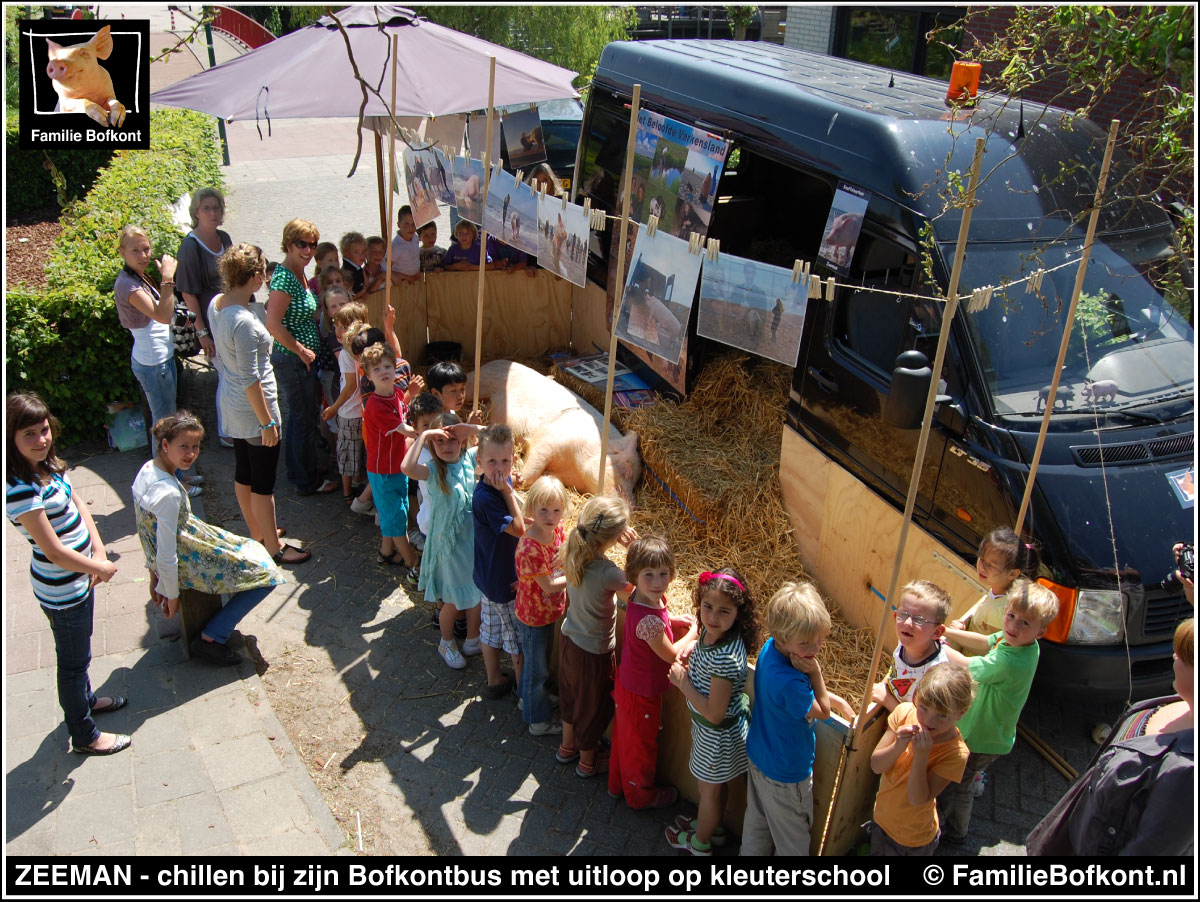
left=172, top=303, right=201, bottom=358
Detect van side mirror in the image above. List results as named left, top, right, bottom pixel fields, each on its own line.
left=885, top=350, right=953, bottom=429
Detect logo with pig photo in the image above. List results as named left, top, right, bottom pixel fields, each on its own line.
left=19, top=19, right=150, bottom=150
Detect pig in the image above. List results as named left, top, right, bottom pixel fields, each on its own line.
left=45, top=25, right=126, bottom=128
left=634, top=289, right=684, bottom=348
left=822, top=212, right=863, bottom=265
left=1081, top=378, right=1119, bottom=404
left=465, top=360, right=642, bottom=505
left=1036, top=383, right=1074, bottom=412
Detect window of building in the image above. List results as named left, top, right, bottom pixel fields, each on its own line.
left=833, top=7, right=964, bottom=80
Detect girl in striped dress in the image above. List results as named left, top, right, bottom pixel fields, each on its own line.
left=666, top=568, right=760, bottom=856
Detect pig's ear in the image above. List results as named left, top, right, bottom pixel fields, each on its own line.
left=46, top=38, right=62, bottom=54
left=614, top=459, right=633, bottom=483
left=90, top=25, right=113, bottom=59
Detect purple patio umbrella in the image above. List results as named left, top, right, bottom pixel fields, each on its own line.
left=150, top=5, right=578, bottom=122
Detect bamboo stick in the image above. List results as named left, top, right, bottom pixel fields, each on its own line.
left=374, top=129, right=386, bottom=240
left=1015, top=119, right=1120, bottom=535
left=382, top=35, right=398, bottom=328
left=597, top=84, right=643, bottom=493
left=1017, top=722, right=1079, bottom=781
left=852, top=137, right=987, bottom=748
left=472, top=57, right=497, bottom=414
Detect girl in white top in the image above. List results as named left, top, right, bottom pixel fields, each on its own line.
left=389, top=205, right=421, bottom=284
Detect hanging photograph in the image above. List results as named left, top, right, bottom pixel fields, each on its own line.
left=697, top=254, right=809, bottom=366
left=818, top=181, right=869, bottom=277
left=402, top=147, right=440, bottom=229
left=537, top=193, right=588, bottom=288
left=502, top=106, right=547, bottom=170
left=429, top=147, right=457, bottom=206
left=615, top=229, right=702, bottom=367
left=467, top=110, right=503, bottom=165
left=630, top=109, right=729, bottom=240
left=451, top=154, right=485, bottom=226
left=483, top=165, right=539, bottom=256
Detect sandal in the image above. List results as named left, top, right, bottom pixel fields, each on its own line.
left=91, top=695, right=127, bottom=713
left=377, top=550, right=399, bottom=565
left=273, top=544, right=312, bottom=565
left=665, top=826, right=712, bottom=856
left=575, top=758, right=608, bottom=778
left=673, top=813, right=727, bottom=846
left=484, top=674, right=514, bottom=700
left=555, top=745, right=580, bottom=764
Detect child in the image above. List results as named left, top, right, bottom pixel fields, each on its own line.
left=307, top=241, right=339, bottom=294
left=418, top=223, right=445, bottom=272
left=950, top=527, right=1037, bottom=641
left=666, top=569, right=759, bottom=856
left=389, top=206, right=421, bottom=285
left=426, top=361, right=469, bottom=420
left=737, top=582, right=834, bottom=857
left=558, top=494, right=634, bottom=777
left=339, top=231, right=368, bottom=298
left=364, top=236, right=387, bottom=293
left=472, top=424, right=525, bottom=699
left=514, top=475, right=572, bottom=736
left=315, top=284, right=352, bottom=447
left=402, top=411, right=484, bottom=669
left=939, top=580, right=1059, bottom=843
left=322, top=303, right=370, bottom=504
left=870, top=579, right=958, bottom=712
left=442, top=220, right=500, bottom=272
left=609, top=536, right=697, bottom=808
left=869, top=664, right=972, bottom=856
left=360, top=342, right=422, bottom=585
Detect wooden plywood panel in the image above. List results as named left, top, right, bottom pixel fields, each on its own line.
left=779, top=428, right=831, bottom=577
left=571, top=280, right=613, bottom=355
left=361, top=282, right=427, bottom=363
left=821, top=705, right=887, bottom=856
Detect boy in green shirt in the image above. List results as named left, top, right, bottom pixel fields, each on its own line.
left=938, top=579, right=1059, bottom=842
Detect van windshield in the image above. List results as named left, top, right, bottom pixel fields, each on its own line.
left=954, top=229, right=1194, bottom=419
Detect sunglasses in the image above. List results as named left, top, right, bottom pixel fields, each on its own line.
left=292, top=239, right=318, bottom=250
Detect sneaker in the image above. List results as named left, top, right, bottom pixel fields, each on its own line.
left=438, top=641, right=466, bottom=670
left=408, top=528, right=426, bottom=552
left=529, top=719, right=563, bottom=736
left=971, top=771, right=988, bottom=798
left=517, top=696, right=524, bottom=712
left=350, top=496, right=375, bottom=515
left=404, top=564, right=420, bottom=587
left=673, top=814, right=727, bottom=846
left=665, top=826, right=711, bottom=856
left=218, top=437, right=235, bottom=449
left=461, top=637, right=482, bottom=656
left=185, top=484, right=203, bottom=497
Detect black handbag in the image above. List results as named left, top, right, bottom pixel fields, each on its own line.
left=172, top=303, right=201, bottom=358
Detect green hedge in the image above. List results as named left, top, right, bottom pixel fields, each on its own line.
left=6, top=109, right=224, bottom=444
left=5, top=113, right=114, bottom=216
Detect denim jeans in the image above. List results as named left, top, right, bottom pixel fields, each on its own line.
left=202, top=585, right=274, bottom=644
left=41, top=592, right=100, bottom=749
left=131, top=356, right=178, bottom=428
left=271, top=349, right=322, bottom=491
left=518, top=622, right=555, bottom=724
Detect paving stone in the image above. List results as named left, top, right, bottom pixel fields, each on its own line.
left=134, top=748, right=214, bottom=808
left=133, top=799, right=182, bottom=856
left=184, top=686, right=264, bottom=749
left=55, top=785, right=135, bottom=854
left=6, top=690, right=61, bottom=740
left=199, top=734, right=286, bottom=792
left=176, top=792, right=236, bottom=855
left=219, top=772, right=319, bottom=844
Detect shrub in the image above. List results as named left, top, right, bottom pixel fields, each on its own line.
left=5, top=113, right=114, bottom=217
left=6, top=108, right=224, bottom=444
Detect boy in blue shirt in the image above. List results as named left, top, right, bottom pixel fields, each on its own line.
left=739, top=582, right=836, bottom=856
left=472, top=424, right=525, bottom=700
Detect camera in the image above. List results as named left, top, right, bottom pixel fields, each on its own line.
left=173, top=307, right=196, bottom=328
left=1163, top=543, right=1194, bottom=593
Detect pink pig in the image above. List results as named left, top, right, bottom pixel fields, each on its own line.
left=466, top=360, right=642, bottom=505
left=1081, top=378, right=1119, bottom=404
left=45, top=25, right=126, bottom=128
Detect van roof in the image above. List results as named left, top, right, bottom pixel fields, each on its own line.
left=594, top=41, right=1166, bottom=242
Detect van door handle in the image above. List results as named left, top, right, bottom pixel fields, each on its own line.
left=807, top=367, right=838, bottom=394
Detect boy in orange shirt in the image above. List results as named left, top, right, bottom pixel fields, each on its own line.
left=868, top=664, right=972, bottom=856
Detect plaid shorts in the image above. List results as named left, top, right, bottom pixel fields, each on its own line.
left=480, top=598, right=522, bottom=655
left=335, top=414, right=365, bottom=477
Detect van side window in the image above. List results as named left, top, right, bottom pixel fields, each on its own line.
left=832, top=236, right=921, bottom=377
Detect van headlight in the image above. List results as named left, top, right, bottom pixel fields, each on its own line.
left=1068, top=589, right=1125, bottom=644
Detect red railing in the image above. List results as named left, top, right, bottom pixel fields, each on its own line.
left=208, top=6, right=276, bottom=50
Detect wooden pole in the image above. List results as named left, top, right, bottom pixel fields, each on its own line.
left=851, top=137, right=987, bottom=748
left=472, top=56, right=497, bottom=414
left=374, top=129, right=387, bottom=240
left=1015, top=119, right=1120, bottom=535
left=596, top=84, right=642, bottom=493
left=382, top=34, right=399, bottom=329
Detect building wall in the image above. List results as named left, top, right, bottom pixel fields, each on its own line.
left=784, top=5, right=835, bottom=54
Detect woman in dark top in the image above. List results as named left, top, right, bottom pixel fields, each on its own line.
left=176, top=187, right=234, bottom=445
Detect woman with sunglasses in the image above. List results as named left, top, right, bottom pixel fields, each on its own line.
left=266, top=219, right=338, bottom=496
left=210, top=244, right=310, bottom=564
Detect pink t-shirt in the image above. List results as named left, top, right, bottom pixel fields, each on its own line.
left=618, top=597, right=674, bottom=698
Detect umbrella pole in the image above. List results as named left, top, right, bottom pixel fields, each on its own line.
left=1015, top=119, right=1119, bottom=536
left=382, top=35, right=399, bottom=334
left=596, top=84, right=642, bottom=494
left=375, top=130, right=387, bottom=241
left=472, top=56, right=497, bottom=415
left=851, top=137, right=986, bottom=749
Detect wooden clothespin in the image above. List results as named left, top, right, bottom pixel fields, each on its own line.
left=561, top=192, right=568, bottom=211
left=967, top=285, right=994, bottom=313
left=645, top=214, right=659, bottom=237
left=687, top=232, right=702, bottom=255
left=514, top=170, right=525, bottom=187
left=538, top=181, right=547, bottom=199
left=589, top=208, right=607, bottom=231
left=1026, top=268, right=1045, bottom=294
left=823, top=276, right=837, bottom=301
left=583, top=197, right=592, bottom=216
left=706, top=237, right=720, bottom=262
left=808, top=274, right=823, bottom=300
left=529, top=102, right=538, bottom=114
left=791, top=260, right=805, bottom=285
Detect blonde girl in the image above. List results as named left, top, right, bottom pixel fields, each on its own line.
left=666, top=568, right=760, bottom=855
left=514, top=475, right=571, bottom=736
left=557, top=495, right=636, bottom=777
left=401, top=411, right=485, bottom=669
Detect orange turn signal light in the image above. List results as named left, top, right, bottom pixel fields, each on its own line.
left=1036, top=578, right=1076, bottom=644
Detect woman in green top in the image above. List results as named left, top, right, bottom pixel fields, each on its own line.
left=265, top=219, right=337, bottom=496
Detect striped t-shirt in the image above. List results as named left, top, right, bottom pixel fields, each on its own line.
left=6, top=472, right=94, bottom=609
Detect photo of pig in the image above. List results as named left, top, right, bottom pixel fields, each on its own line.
left=465, top=360, right=641, bottom=506
left=615, top=229, right=702, bottom=366
left=40, top=25, right=126, bottom=127
left=818, top=181, right=870, bottom=277
left=697, top=253, right=808, bottom=366
left=537, top=193, right=588, bottom=287
left=451, top=154, right=486, bottom=225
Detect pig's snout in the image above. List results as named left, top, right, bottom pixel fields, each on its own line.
left=47, top=60, right=68, bottom=80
